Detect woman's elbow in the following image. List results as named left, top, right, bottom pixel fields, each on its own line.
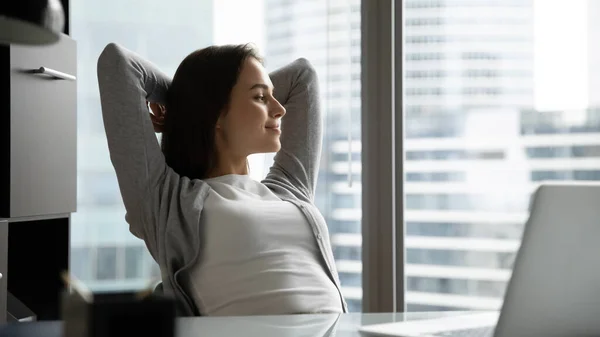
left=97, top=42, right=126, bottom=76
left=294, top=58, right=318, bottom=79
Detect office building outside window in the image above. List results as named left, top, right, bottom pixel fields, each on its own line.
left=403, top=0, right=600, bottom=311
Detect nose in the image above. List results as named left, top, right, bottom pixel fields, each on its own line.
left=270, top=98, right=286, bottom=119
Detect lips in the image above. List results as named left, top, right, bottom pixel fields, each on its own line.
left=266, top=124, right=281, bottom=134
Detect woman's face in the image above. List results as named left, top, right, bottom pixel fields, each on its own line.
left=216, top=57, right=286, bottom=158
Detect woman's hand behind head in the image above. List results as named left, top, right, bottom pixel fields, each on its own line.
left=147, top=101, right=166, bottom=133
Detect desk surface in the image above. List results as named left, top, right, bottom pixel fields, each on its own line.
left=0, top=312, right=468, bottom=337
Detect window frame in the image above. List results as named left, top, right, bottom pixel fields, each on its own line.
left=361, top=0, right=404, bottom=312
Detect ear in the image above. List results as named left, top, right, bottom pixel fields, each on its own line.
left=216, top=108, right=228, bottom=130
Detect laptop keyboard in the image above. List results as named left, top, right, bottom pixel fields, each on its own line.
left=434, top=326, right=495, bottom=337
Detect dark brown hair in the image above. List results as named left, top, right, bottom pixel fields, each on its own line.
left=161, top=44, right=262, bottom=179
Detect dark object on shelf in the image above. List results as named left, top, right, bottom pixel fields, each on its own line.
left=7, top=218, right=70, bottom=321
left=7, top=292, right=36, bottom=322
left=0, top=0, right=65, bottom=45
left=62, top=290, right=177, bottom=337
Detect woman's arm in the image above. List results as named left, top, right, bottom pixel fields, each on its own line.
left=97, top=43, right=172, bottom=240
left=266, top=58, right=323, bottom=201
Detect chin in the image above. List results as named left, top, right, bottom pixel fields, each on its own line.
left=268, top=144, right=281, bottom=153
left=253, top=139, right=281, bottom=154
left=265, top=141, right=281, bottom=153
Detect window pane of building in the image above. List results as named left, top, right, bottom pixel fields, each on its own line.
left=404, top=0, right=596, bottom=311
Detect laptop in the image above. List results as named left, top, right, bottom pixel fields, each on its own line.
left=359, top=182, right=600, bottom=337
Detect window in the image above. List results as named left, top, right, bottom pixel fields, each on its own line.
left=526, top=145, right=600, bottom=158
left=332, top=194, right=360, bottom=209
left=406, top=249, right=516, bottom=270
left=403, top=0, right=596, bottom=312
left=406, top=193, right=526, bottom=212
left=125, top=246, right=145, bottom=280
left=70, top=247, right=93, bottom=282
left=406, top=222, right=523, bottom=240
left=96, top=247, right=117, bottom=280
left=329, top=220, right=361, bottom=234
left=407, top=277, right=506, bottom=298
left=333, top=246, right=362, bottom=261
left=332, top=152, right=361, bottom=162
left=339, top=272, right=362, bottom=287
left=531, top=170, right=600, bottom=182
left=71, top=0, right=363, bottom=310
left=346, top=299, right=363, bottom=312
left=406, top=150, right=504, bottom=161
left=406, top=172, right=466, bottom=182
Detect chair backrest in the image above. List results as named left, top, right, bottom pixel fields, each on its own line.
left=152, top=281, right=203, bottom=316
left=153, top=281, right=164, bottom=294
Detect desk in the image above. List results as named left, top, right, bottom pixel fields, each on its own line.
left=0, top=312, right=467, bottom=337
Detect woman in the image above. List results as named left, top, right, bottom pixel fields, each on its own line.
left=97, top=42, right=348, bottom=316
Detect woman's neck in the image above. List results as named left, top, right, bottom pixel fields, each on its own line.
left=206, top=156, right=249, bottom=179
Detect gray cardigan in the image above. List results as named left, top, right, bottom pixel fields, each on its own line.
left=96, top=43, right=348, bottom=315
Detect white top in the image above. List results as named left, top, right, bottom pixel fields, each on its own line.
left=185, top=174, right=343, bottom=316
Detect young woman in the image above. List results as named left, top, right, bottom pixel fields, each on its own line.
left=97, top=42, right=348, bottom=316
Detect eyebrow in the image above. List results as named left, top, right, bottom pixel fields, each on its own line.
left=249, top=83, right=274, bottom=91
